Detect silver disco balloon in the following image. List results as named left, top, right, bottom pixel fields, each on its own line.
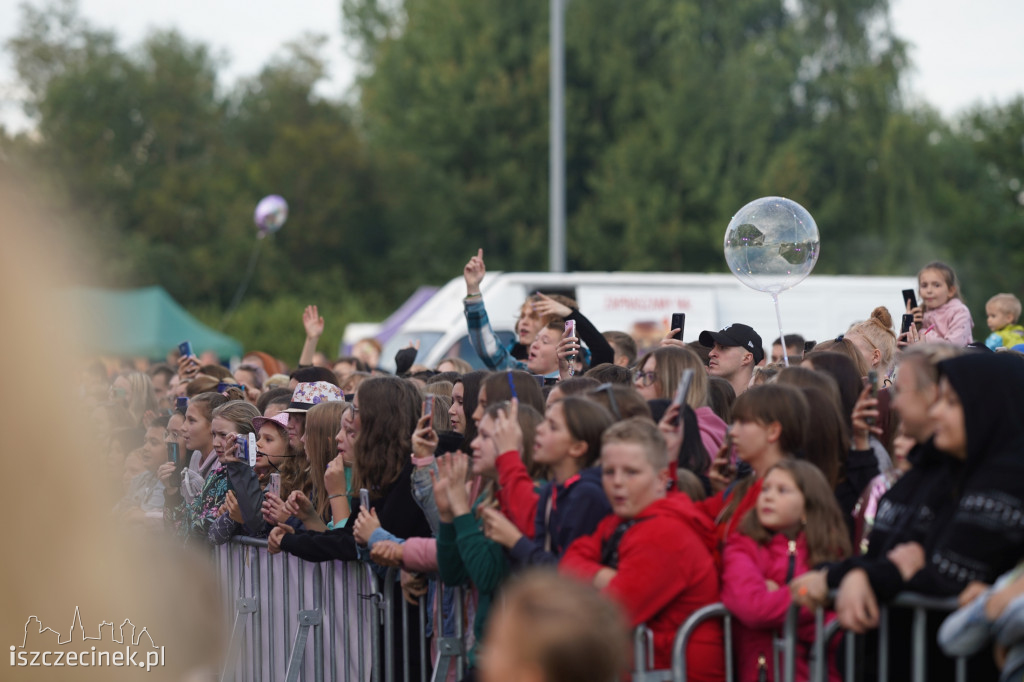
left=724, top=196, right=819, bottom=295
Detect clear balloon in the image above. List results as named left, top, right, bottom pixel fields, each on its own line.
left=254, top=195, right=289, bottom=238
left=724, top=196, right=819, bottom=294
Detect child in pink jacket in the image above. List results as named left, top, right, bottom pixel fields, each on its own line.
left=911, top=261, right=974, bottom=346
left=721, top=461, right=851, bottom=682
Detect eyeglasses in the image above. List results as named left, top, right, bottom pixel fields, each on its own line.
left=633, top=370, right=657, bottom=387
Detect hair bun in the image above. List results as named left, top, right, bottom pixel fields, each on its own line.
left=870, top=306, right=893, bottom=330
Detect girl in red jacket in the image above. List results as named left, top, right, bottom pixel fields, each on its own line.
left=561, top=418, right=725, bottom=681
left=721, top=460, right=851, bottom=682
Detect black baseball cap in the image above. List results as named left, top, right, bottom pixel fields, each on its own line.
left=699, top=324, right=765, bottom=364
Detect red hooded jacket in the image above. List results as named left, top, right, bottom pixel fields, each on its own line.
left=560, top=492, right=725, bottom=681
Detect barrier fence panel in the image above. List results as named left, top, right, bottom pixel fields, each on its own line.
left=629, top=593, right=973, bottom=682
left=215, top=538, right=377, bottom=682
left=215, top=539, right=471, bottom=682
left=670, top=603, right=733, bottom=682
left=788, top=592, right=970, bottom=682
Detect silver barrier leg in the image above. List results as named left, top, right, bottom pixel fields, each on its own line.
left=400, top=574, right=411, bottom=682
left=844, top=631, right=855, bottom=682
left=877, top=606, right=889, bottom=682
left=285, top=563, right=324, bottom=682
left=431, top=585, right=466, bottom=682
left=284, top=550, right=292, bottom=673
left=632, top=626, right=649, bottom=678
left=328, top=562, right=336, bottom=682
left=911, top=607, right=927, bottom=682
left=810, top=608, right=825, bottom=682
left=454, top=586, right=465, bottom=681
left=220, top=545, right=259, bottom=682
left=418, top=591, right=428, bottom=682
left=253, top=548, right=263, bottom=682
left=383, top=567, right=396, bottom=682
left=670, top=603, right=730, bottom=682
left=367, top=567, right=384, bottom=682
left=269, top=552, right=276, bottom=680
left=779, top=606, right=797, bottom=682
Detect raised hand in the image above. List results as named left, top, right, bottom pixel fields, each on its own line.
left=463, top=249, right=486, bottom=295
left=353, top=507, right=382, bottom=546
left=303, top=305, right=325, bottom=339
left=262, top=491, right=289, bottom=525
left=445, top=453, right=472, bottom=516
left=658, top=403, right=684, bottom=462
left=850, top=384, right=882, bottom=450
left=481, top=507, right=523, bottom=548
left=225, top=490, right=244, bottom=524
left=708, top=439, right=737, bottom=495
left=285, top=490, right=317, bottom=521
left=490, top=399, right=523, bottom=455
left=370, top=540, right=405, bottom=567
left=886, top=542, right=925, bottom=582
left=531, top=292, right=572, bottom=319
left=267, top=522, right=294, bottom=555
left=411, top=413, right=439, bottom=461
left=324, top=457, right=347, bottom=496
left=431, top=455, right=455, bottom=523
left=157, top=462, right=179, bottom=492
left=177, top=354, right=200, bottom=381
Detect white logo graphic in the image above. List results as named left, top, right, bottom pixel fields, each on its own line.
left=11, top=606, right=164, bottom=671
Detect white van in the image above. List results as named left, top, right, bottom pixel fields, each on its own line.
left=370, top=271, right=918, bottom=372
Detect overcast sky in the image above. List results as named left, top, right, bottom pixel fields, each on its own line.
left=0, top=0, right=1022, bottom=132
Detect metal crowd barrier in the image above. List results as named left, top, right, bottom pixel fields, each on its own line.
left=215, top=538, right=470, bottom=682
left=796, top=592, right=968, bottom=682
left=630, top=592, right=967, bottom=682
left=215, top=538, right=971, bottom=682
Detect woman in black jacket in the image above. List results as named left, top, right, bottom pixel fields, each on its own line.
left=270, top=376, right=432, bottom=675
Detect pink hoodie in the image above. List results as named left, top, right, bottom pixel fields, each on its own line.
left=922, top=298, right=974, bottom=346
left=721, top=533, right=841, bottom=682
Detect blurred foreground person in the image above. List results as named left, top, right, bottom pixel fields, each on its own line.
left=479, top=570, right=629, bottom=682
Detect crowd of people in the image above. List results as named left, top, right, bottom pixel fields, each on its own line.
left=88, top=252, right=1024, bottom=682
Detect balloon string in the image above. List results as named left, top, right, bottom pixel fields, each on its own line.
left=772, top=293, right=789, bottom=368
left=220, top=238, right=265, bottom=330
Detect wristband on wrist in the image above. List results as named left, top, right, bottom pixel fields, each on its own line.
left=464, top=292, right=482, bottom=300
left=328, top=493, right=346, bottom=500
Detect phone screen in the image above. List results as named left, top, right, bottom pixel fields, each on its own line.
left=267, top=473, right=281, bottom=498
left=900, top=314, right=914, bottom=336
left=167, top=442, right=179, bottom=466
left=359, top=488, right=370, bottom=511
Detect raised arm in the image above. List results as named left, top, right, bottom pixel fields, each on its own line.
left=298, top=305, right=325, bottom=367
left=463, top=249, right=520, bottom=370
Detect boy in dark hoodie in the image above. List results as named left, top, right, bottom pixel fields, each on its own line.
left=560, top=418, right=725, bottom=681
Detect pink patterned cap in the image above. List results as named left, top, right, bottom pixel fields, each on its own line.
left=284, top=381, right=344, bottom=413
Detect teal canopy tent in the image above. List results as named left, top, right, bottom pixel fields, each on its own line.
left=66, top=286, right=243, bottom=359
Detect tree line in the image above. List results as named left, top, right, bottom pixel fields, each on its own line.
left=2, top=0, right=1022, bottom=358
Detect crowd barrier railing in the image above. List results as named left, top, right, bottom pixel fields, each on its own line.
left=215, top=538, right=470, bottom=682
left=216, top=538, right=972, bottom=682
left=631, top=592, right=967, bottom=682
